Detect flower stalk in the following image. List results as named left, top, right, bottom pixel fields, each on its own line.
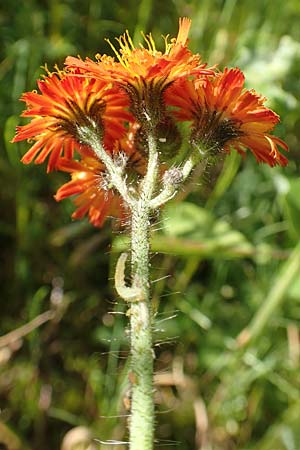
left=150, top=149, right=200, bottom=209
left=126, top=132, right=159, bottom=450
left=128, top=199, right=154, bottom=450
left=76, top=125, right=135, bottom=207
left=105, top=129, right=159, bottom=449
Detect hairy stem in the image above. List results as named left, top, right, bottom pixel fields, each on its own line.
left=79, top=125, right=156, bottom=449
left=129, top=202, right=154, bottom=450
left=128, top=132, right=158, bottom=450
left=150, top=148, right=200, bottom=209
left=76, top=125, right=135, bottom=206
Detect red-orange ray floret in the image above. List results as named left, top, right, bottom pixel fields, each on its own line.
left=13, top=71, right=132, bottom=172
left=166, top=68, right=288, bottom=166
left=55, top=156, right=124, bottom=228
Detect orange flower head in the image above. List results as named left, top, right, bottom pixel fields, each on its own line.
left=54, top=125, right=145, bottom=227
left=166, top=68, right=288, bottom=166
left=65, top=18, right=213, bottom=127
left=13, top=68, right=132, bottom=172
left=54, top=156, right=124, bottom=227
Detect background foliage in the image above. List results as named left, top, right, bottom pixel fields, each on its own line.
left=1, top=1, right=300, bottom=449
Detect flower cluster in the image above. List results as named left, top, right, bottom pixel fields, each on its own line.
left=13, top=18, right=288, bottom=227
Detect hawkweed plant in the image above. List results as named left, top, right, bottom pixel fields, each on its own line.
left=13, top=18, right=288, bottom=450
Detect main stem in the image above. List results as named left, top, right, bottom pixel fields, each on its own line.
left=129, top=200, right=154, bottom=449
left=128, top=133, right=158, bottom=450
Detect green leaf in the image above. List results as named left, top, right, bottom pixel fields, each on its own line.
left=160, top=201, right=253, bottom=258
left=162, top=201, right=213, bottom=237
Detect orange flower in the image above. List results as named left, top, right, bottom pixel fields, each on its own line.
left=65, top=18, right=213, bottom=126
left=54, top=126, right=145, bottom=227
left=166, top=68, right=288, bottom=166
left=54, top=156, right=125, bottom=227
left=13, top=70, right=132, bottom=172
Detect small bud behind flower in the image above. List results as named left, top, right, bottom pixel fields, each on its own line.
left=163, top=167, right=184, bottom=187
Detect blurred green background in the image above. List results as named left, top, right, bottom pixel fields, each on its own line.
left=1, top=0, right=300, bottom=449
